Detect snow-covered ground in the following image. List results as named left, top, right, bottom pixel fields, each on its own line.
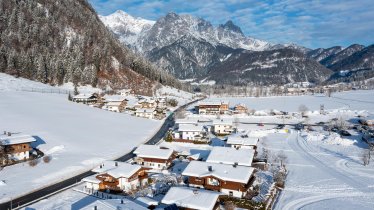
left=0, top=73, right=195, bottom=203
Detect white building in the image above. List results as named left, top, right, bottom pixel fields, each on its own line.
left=133, top=145, right=175, bottom=170
left=72, top=93, right=97, bottom=104
left=226, top=134, right=259, bottom=149
left=162, top=187, right=222, bottom=210
left=212, top=119, right=233, bottom=135
left=135, top=109, right=155, bottom=119
left=106, top=163, right=148, bottom=192
left=206, top=147, right=255, bottom=167
left=106, top=101, right=126, bottom=112
left=174, top=124, right=206, bottom=141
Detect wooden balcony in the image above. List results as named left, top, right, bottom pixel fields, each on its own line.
left=204, top=184, right=221, bottom=192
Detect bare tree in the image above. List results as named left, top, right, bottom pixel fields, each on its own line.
left=224, top=201, right=236, bottom=210
left=361, top=149, right=370, bottom=166
left=298, top=104, right=309, bottom=118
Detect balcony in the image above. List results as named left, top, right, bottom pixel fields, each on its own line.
left=204, top=184, right=221, bottom=192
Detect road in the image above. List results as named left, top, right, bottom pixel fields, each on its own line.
left=0, top=97, right=204, bottom=210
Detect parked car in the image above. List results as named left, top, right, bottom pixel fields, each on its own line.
left=276, top=124, right=285, bottom=129
left=295, top=123, right=304, bottom=130
left=258, top=123, right=264, bottom=126
left=339, top=130, right=351, bottom=136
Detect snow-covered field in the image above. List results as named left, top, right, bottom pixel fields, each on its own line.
left=202, top=90, right=374, bottom=209
left=0, top=73, right=195, bottom=203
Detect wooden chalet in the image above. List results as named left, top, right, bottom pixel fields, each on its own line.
left=0, top=133, right=36, bottom=164
left=133, top=145, right=175, bottom=170
left=182, top=161, right=255, bottom=198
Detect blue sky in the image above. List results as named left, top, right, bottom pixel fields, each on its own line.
left=89, top=0, right=373, bottom=49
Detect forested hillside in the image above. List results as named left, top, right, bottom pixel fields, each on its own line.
left=0, top=0, right=181, bottom=95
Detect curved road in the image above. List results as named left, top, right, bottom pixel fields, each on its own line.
left=0, top=97, right=204, bottom=210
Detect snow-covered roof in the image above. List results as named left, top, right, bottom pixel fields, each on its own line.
left=73, top=93, right=94, bottom=99
left=198, top=101, right=222, bottom=106
left=212, top=119, right=233, bottom=125
left=162, top=187, right=221, bottom=210
left=0, top=134, right=36, bottom=145
left=227, top=134, right=259, bottom=146
left=182, top=161, right=254, bottom=183
left=135, top=108, right=155, bottom=113
left=92, top=160, right=121, bottom=173
left=175, top=118, right=199, bottom=125
left=178, top=124, right=203, bottom=132
left=134, top=145, right=173, bottom=159
left=135, top=197, right=158, bottom=206
left=81, top=198, right=148, bottom=210
left=104, top=94, right=127, bottom=102
left=106, top=101, right=124, bottom=106
left=206, top=147, right=254, bottom=167
left=82, top=175, right=101, bottom=184
left=107, top=163, right=142, bottom=178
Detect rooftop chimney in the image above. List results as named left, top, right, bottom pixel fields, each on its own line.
left=115, top=162, right=118, bottom=167
left=233, top=162, right=238, bottom=168
left=3, top=131, right=6, bottom=135
left=121, top=199, right=124, bottom=204
left=7, top=132, right=11, bottom=136
left=208, top=166, right=212, bottom=172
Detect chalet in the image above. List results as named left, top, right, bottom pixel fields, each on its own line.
left=83, top=162, right=148, bottom=193
left=227, top=134, right=259, bottom=150
left=182, top=161, right=255, bottom=198
left=139, top=98, right=157, bottom=109
left=220, top=101, right=230, bottom=114
left=107, top=101, right=127, bottom=113
left=103, top=95, right=127, bottom=103
left=212, top=119, right=233, bottom=135
left=81, top=199, right=148, bottom=210
left=198, top=101, right=221, bottom=115
left=133, top=145, right=175, bottom=170
left=173, top=124, right=207, bottom=141
left=162, top=187, right=222, bottom=210
left=156, top=97, right=167, bottom=108
left=0, top=134, right=36, bottom=163
left=135, top=108, right=155, bottom=119
left=234, top=103, right=248, bottom=114
left=206, top=147, right=255, bottom=167
left=72, top=93, right=97, bottom=104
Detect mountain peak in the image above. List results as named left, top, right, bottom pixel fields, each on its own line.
left=221, top=20, right=243, bottom=35
left=165, top=12, right=179, bottom=19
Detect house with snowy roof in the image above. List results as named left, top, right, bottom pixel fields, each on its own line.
left=83, top=162, right=148, bottom=193
left=72, top=93, right=97, bottom=104
left=234, top=103, right=248, bottom=114
left=135, top=108, right=156, bottom=119
left=81, top=198, right=148, bottom=210
left=226, top=134, right=259, bottom=150
left=173, top=123, right=208, bottom=142
left=206, top=147, right=255, bottom=167
left=106, top=101, right=127, bottom=113
left=212, top=119, right=233, bottom=135
left=162, top=187, right=222, bottom=210
left=133, top=145, right=175, bottom=170
left=0, top=133, right=36, bottom=163
left=182, top=161, right=255, bottom=198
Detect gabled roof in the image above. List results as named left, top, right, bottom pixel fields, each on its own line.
left=0, top=134, right=36, bottom=146
left=212, top=119, right=233, bottom=125
left=182, top=161, right=254, bottom=184
left=82, top=174, right=101, bottom=184
left=73, top=93, right=95, bottom=99
left=106, top=101, right=124, bottom=106
left=107, top=163, right=142, bottom=178
left=227, top=134, right=259, bottom=146
left=178, top=124, right=203, bottom=132
left=134, top=145, right=173, bottom=160
left=162, top=187, right=221, bottom=210
left=81, top=198, right=148, bottom=210
left=104, top=94, right=127, bottom=102
left=206, top=147, right=254, bottom=167
left=92, top=160, right=120, bottom=173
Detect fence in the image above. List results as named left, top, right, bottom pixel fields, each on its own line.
left=16, top=87, right=71, bottom=95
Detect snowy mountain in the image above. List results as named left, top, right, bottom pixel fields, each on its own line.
left=99, top=10, right=155, bottom=48
left=320, top=44, right=365, bottom=68
left=100, top=11, right=326, bottom=85
left=205, top=48, right=332, bottom=85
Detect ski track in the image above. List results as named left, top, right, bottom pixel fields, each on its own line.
left=278, top=131, right=374, bottom=210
